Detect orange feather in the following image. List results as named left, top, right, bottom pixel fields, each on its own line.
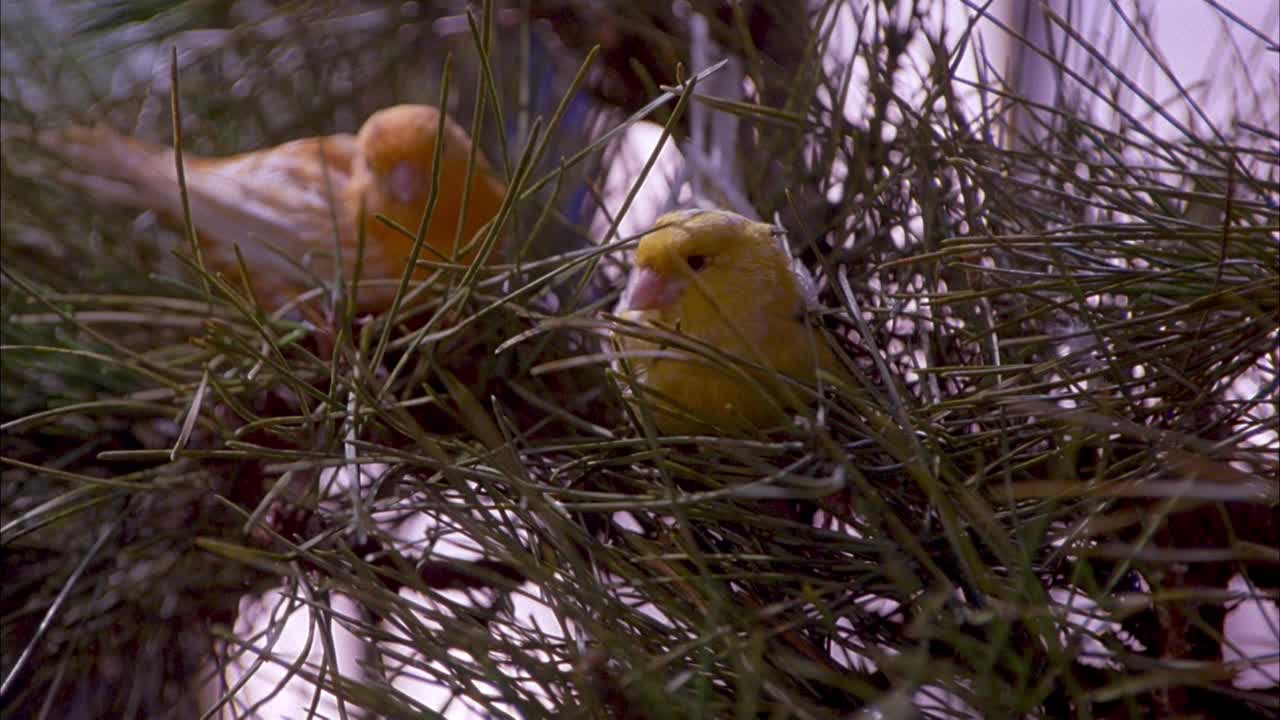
left=17, top=105, right=506, bottom=313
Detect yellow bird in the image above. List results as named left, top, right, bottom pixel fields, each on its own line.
left=616, top=208, right=843, bottom=434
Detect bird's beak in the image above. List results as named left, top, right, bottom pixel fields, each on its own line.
left=388, top=160, right=424, bottom=205
left=624, top=267, right=686, bottom=311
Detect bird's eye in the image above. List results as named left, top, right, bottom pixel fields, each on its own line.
left=686, top=254, right=707, bottom=272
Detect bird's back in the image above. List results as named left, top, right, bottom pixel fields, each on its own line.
left=18, top=123, right=370, bottom=309
left=9, top=106, right=506, bottom=314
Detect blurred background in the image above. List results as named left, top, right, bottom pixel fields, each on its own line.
left=2, top=1, right=1277, bottom=718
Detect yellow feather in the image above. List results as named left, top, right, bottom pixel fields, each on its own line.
left=617, top=208, right=842, bottom=434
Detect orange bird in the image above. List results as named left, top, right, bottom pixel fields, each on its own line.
left=14, top=105, right=507, bottom=313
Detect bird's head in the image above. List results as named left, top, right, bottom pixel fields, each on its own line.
left=623, top=209, right=799, bottom=317
left=357, top=104, right=492, bottom=208
left=354, top=104, right=505, bottom=260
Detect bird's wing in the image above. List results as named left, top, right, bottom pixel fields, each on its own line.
left=18, top=123, right=357, bottom=242
left=20, top=123, right=362, bottom=288
left=179, top=135, right=359, bottom=276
